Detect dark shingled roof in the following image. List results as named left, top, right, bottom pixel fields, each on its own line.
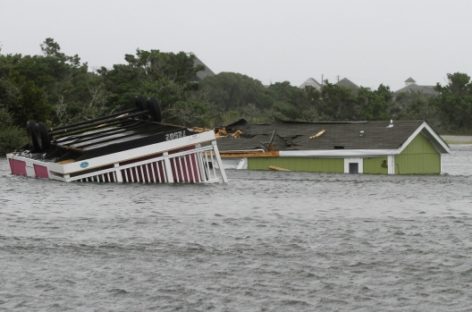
left=218, top=119, right=434, bottom=151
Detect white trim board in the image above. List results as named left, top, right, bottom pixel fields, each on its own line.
left=279, top=149, right=397, bottom=157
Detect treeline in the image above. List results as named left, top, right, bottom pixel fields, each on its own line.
left=1, top=38, right=472, bottom=154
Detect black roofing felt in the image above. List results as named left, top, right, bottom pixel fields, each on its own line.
left=218, top=120, right=434, bottom=151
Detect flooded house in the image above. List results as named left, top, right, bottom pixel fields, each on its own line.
left=7, top=98, right=228, bottom=184
left=217, top=119, right=450, bottom=175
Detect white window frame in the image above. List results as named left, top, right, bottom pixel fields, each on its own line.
left=344, top=158, right=363, bottom=174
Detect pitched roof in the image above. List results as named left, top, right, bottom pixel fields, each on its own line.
left=336, top=78, right=359, bottom=90
left=192, top=55, right=215, bottom=80
left=394, top=84, right=438, bottom=96
left=405, top=77, right=416, bottom=83
left=299, top=78, right=322, bottom=90
left=217, top=119, right=448, bottom=153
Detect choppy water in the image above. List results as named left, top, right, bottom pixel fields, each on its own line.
left=1, top=145, right=472, bottom=311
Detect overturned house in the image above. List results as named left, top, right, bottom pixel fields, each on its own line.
left=7, top=98, right=228, bottom=184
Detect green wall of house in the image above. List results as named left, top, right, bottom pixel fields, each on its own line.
left=248, top=157, right=344, bottom=173
left=364, top=156, right=388, bottom=174
left=395, top=134, right=440, bottom=175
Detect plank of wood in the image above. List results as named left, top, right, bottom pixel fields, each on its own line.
left=268, top=165, right=290, bottom=172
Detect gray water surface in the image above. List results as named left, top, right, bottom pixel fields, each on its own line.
left=1, top=146, right=472, bottom=311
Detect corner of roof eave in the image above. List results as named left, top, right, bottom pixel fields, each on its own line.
left=396, top=121, right=451, bottom=155
left=421, top=121, right=451, bottom=154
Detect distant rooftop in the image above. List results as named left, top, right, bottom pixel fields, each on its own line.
left=299, top=76, right=360, bottom=90
left=336, top=77, right=359, bottom=90
left=299, top=77, right=322, bottom=90
left=395, top=77, right=438, bottom=96
left=191, top=54, right=215, bottom=80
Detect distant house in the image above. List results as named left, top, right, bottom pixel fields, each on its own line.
left=299, top=76, right=360, bottom=91
left=395, top=77, right=438, bottom=96
left=299, top=78, right=322, bottom=90
left=191, top=54, right=215, bottom=80
left=299, top=78, right=360, bottom=91
left=336, top=77, right=359, bottom=91
left=217, top=119, right=449, bottom=175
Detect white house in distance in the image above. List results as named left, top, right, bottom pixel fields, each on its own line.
left=188, top=53, right=215, bottom=80
left=394, top=77, right=438, bottom=96
left=299, top=76, right=359, bottom=91
left=299, top=76, right=438, bottom=97
left=299, top=77, right=322, bottom=90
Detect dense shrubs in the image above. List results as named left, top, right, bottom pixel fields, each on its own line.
left=0, top=126, right=28, bottom=155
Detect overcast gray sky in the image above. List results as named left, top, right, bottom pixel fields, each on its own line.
left=1, top=0, right=471, bottom=90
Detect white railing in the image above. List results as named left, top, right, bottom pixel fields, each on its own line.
left=67, top=142, right=227, bottom=184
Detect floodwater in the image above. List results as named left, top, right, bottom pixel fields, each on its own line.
left=1, top=145, right=472, bottom=311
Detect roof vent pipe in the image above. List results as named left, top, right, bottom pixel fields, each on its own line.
left=387, top=119, right=394, bottom=128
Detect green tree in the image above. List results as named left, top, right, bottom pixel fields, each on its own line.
left=0, top=106, right=28, bottom=155
left=0, top=39, right=104, bottom=127
left=268, top=82, right=318, bottom=121
left=435, top=72, right=472, bottom=131
left=195, top=72, right=272, bottom=125
left=41, top=37, right=81, bottom=67
left=100, top=49, right=202, bottom=124
left=392, top=91, right=438, bottom=125
left=318, top=82, right=360, bottom=120
left=357, top=84, right=391, bottom=120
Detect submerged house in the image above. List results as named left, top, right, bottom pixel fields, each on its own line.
left=217, top=119, right=449, bottom=175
